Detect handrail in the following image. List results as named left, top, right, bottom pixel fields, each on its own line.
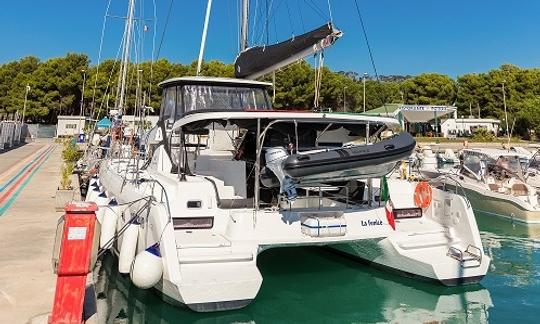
left=433, top=174, right=471, bottom=208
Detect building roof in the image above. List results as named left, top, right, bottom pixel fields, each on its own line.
left=365, top=104, right=457, bottom=123
left=158, top=76, right=273, bottom=88
left=57, top=115, right=85, bottom=120
left=363, top=104, right=400, bottom=117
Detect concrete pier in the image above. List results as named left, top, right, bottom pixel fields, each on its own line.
left=0, top=140, right=60, bottom=323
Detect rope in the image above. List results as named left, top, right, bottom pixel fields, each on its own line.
left=95, top=196, right=153, bottom=259
left=314, top=52, right=324, bottom=109
left=353, top=0, right=389, bottom=116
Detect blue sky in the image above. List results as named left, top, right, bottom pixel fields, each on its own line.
left=1, top=0, right=540, bottom=77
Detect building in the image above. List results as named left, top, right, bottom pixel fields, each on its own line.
left=122, top=115, right=159, bottom=130
left=364, top=104, right=457, bottom=136
left=440, top=117, right=500, bottom=138
left=56, top=115, right=159, bottom=138
left=56, top=115, right=85, bottom=137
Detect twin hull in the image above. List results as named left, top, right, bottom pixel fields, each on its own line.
left=95, top=160, right=489, bottom=311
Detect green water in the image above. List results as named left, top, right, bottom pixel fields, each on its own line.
left=100, top=212, right=540, bottom=323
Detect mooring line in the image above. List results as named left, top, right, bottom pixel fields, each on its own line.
left=0, top=147, right=55, bottom=216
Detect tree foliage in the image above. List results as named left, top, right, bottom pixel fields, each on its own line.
left=2, top=53, right=540, bottom=140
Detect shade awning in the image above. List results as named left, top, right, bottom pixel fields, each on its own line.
left=96, top=117, right=112, bottom=128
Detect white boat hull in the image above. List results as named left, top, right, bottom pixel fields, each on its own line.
left=90, top=148, right=489, bottom=311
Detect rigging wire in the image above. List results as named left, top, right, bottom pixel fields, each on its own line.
left=265, top=0, right=270, bottom=44
left=155, top=0, right=175, bottom=60
left=353, top=0, right=389, bottom=116
left=147, top=0, right=158, bottom=110
left=326, top=0, right=334, bottom=24
left=284, top=0, right=295, bottom=37
left=302, top=0, right=329, bottom=21
left=89, top=0, right=113, bottom=129
left=250, top=0, right=259, bottom=45
left=296, top=0, right=305, bottom=32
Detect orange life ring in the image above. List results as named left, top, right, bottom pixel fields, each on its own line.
left=414, top=181, right=432, bottom=209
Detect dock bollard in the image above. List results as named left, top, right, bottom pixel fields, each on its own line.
left=49, top=202, right=98, bottom=324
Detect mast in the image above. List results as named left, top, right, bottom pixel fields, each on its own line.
left=116, top=0, right=136, bottom=114
left=240, top=0, right=249, bottom=51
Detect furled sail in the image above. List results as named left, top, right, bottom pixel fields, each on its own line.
left=234, top=23, right=343, bottom=80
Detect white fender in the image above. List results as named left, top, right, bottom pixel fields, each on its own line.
left=100, top=199, right=123, bottom=249
left=88, top=177, right=98, bottom=188
left=86, top=185, right=101, bottom=202
left=118, top=221, right=139, bottom=274
left=130, top=244, right=163, bottom=289
left=94, top=191, right=110, bottom=224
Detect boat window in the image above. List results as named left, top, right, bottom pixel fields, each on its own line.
left=463, top=155, right=483, bottom=177
left=529, top=152, right=540, bottom=170
left=175, top=87, right=184, bottom=121
left=160, top=86, right=176, bottom=124
left=182, top=85, right=271, bottom=113
left=495, top=156, right=524, bottom=177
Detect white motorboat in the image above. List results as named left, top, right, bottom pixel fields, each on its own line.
left=85, top=76, right=490, bottom=312
left=436, top=148, right=540, bottom=224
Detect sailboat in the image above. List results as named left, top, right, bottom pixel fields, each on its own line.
left=85, top=0, right=490, bottom=312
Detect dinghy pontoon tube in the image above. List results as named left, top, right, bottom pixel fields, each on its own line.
left=283, top=132, right=416, bottom=180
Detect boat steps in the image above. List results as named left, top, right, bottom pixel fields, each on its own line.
left=447, top=245, right=483, bottom=268
left=398, top=232, right=460, bottom=250
left=178, top=249, right=254, bottom=264
left=175, top=231, right=231, bottom=249
left=175, top=231, right=254, bottom=264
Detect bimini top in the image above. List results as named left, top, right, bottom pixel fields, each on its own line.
left=158, top=76, right=273, bottom=88
left=171, top=110, right=402, bottom=133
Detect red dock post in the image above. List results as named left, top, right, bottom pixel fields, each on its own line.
left=50, top=202, right=98, bottom=324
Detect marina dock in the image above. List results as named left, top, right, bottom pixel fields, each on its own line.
left=0, top=140, right=59, bottom=323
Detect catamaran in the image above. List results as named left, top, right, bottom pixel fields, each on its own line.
left=83, top=0, right=490, bottom=312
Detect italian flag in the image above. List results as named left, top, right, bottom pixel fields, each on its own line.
left=385, top=200, right=396, bottom=231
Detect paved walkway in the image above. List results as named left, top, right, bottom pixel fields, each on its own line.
left=0, top=142, right=48, bottom=176
left=0, top=139, right=61, bottom=323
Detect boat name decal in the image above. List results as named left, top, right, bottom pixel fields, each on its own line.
left=361, top=219, right=383, bottom=226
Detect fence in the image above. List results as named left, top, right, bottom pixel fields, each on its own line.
left=0, top=121, right=27, bottom=151
left=26, top=124, right=57, bottom=138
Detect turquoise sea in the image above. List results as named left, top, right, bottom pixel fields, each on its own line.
left=100, top=212, right=540, bottom=323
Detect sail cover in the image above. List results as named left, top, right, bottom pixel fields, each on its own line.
left=234, top=23, right=342, bottom=80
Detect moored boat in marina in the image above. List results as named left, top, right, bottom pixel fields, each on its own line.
left=85, top=75, right=490, bottom=312
left=436, top=148, right=540, bottom=224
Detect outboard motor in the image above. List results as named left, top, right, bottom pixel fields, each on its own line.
left=265, top=147, right=297, bottom=200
